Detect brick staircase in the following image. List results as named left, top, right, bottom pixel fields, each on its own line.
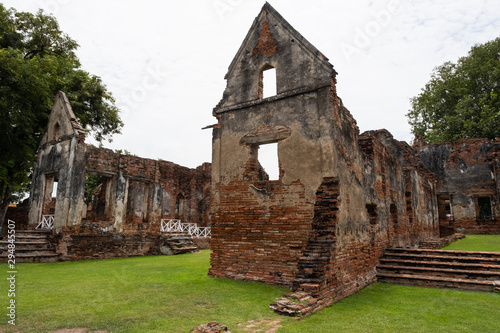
left=377, top=248, right=500, bottom=292
left=160, top=232, right=199, bottom=255
left=0, top=230, right=59, bottom=263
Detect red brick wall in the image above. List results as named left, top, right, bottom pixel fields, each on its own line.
left=418, top=139, right=500, bottom=234
left=85, top=146, right=211, bottom=230
left=2, top=200, right=30, bottom=234
left=209, top=179, right=313, bottom=286
left=54, top=224, right=160, bottom=261
left=210, top=89, right=439, bottom=310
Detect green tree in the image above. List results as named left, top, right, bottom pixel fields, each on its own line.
left=0, top=5, right=123, bottom=223
left=407, top=37, right=500, bottom=143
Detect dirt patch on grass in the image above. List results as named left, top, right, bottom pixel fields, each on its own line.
left=238, top=318, right=283, bottom=333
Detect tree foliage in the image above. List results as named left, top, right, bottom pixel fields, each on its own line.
left=407, top=37, right=500, bottom=143
left=0, top=4, right=123, bottom=219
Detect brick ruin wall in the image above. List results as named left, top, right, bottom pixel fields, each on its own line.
left=26, top=123, right=211, bottom=261
left=418, top=139, right=500, bottom=234
left=52, top=224, right=161, bottom=261
left=209, top=81, right=439, bottom=311
left=290, top=106, right=439, bottom=311
left=49, top=146, right=211, bottom=260
left=2, top=200, right=30, bottom=233
left=84, top=146, right=211, bottom=233
left=208, top=5, right=439, bottom=312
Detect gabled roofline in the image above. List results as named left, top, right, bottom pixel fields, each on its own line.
left=56, top=91, right=85, bottom=133
left=38, top=91, right=86, bottom=147
left=224, top=2, right=335, bottom=80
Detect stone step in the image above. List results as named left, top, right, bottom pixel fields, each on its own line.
left=169, top=244, right=198, bottom=249
left=377, top=272, right=496, bottom=292
left=0, top=240, right=49, bottom=245
left=382, top=252, right=500, bottom=264
left=14, top=230, right=52, bottom=235
left=379, top=258, right=500, bottom=272
left=377, top=249, right=500, bottom=293
left=0, top=244, right=52, bottom=252
left=160, top=231, right=198, bottom=255
left=0, top=249, right=56, bottom=256
left=1, top=234, right=48, bottom=240
left=377, top=264, right=500, bottom=281
left=0, top=244, right=53, bottom=251
left=0, top=229, right=57, bottom=263
left=0, top=243, right=51, bottom=250
left=0, top=253, right=59, bottom=263
left=172, top=246, right=198, bottom=253
left=168, top=236, right=194, bottom=241
left=385, top=248, right=500, bottom=259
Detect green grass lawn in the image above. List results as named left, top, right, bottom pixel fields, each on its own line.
left=279, top=283, right=500, bottom=333
left=0, top=244, right=498, bottom=333
left=442, top=234, right=500, bottom=252
left=0, top=251, right=288, bottom=333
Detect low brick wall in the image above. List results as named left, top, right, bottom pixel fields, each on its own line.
left=52, top=225, right=161, bottom=261
left=193, top=237, right=210, bottom=250
left=419, top=233, right=465, bottom=250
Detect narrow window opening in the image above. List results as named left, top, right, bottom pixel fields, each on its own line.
left=258, top=142, right=279, bottom=180
left=438, top=194, right=453, bottom=222
left=175, top=193, right=185, bottom=220
left=263, top=67, right=276, bottom=98
left=390, top=203, right=398, bottom=225
left=478, top=197, right=492, bottom=220
left=444, top=199, right=452, bottom=220
left=51, top=180, right=58, bottom=198
left=366, top=203, right=378, bottom=225
left=43, top=173, right=58, bottom=215
left=53, top=122, right=60, bottom=141
left=405, top=191, right=414, bottom=224
left=258, top=65, right=277, bottom=99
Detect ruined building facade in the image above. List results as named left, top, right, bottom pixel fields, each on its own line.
left=26, top=91, right=211, bottom=260
left=3, top=3, right=497, bottom=310
left=417, top=138, right=500, bottom=235
left=208, top=4, right=439, bottom=312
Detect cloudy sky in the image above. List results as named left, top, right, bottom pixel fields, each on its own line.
left=3, top=0, right=500, bottom=169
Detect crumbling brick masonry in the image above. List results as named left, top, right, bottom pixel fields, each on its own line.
left=417, top=138, right=500, bottom=235
left=26, top=91, right=211, bottom=260
left=208, top=3, right=439, bottom=314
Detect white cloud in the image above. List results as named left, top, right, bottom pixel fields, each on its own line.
left=2, top=0, right=500, bottom=167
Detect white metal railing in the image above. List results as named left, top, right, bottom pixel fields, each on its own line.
left=160, top=219, right=211, bottom=238
left=35, top=215, right=54, bottom=230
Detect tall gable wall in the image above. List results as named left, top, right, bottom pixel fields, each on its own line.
left=209, top=3, right=439, bottom=313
